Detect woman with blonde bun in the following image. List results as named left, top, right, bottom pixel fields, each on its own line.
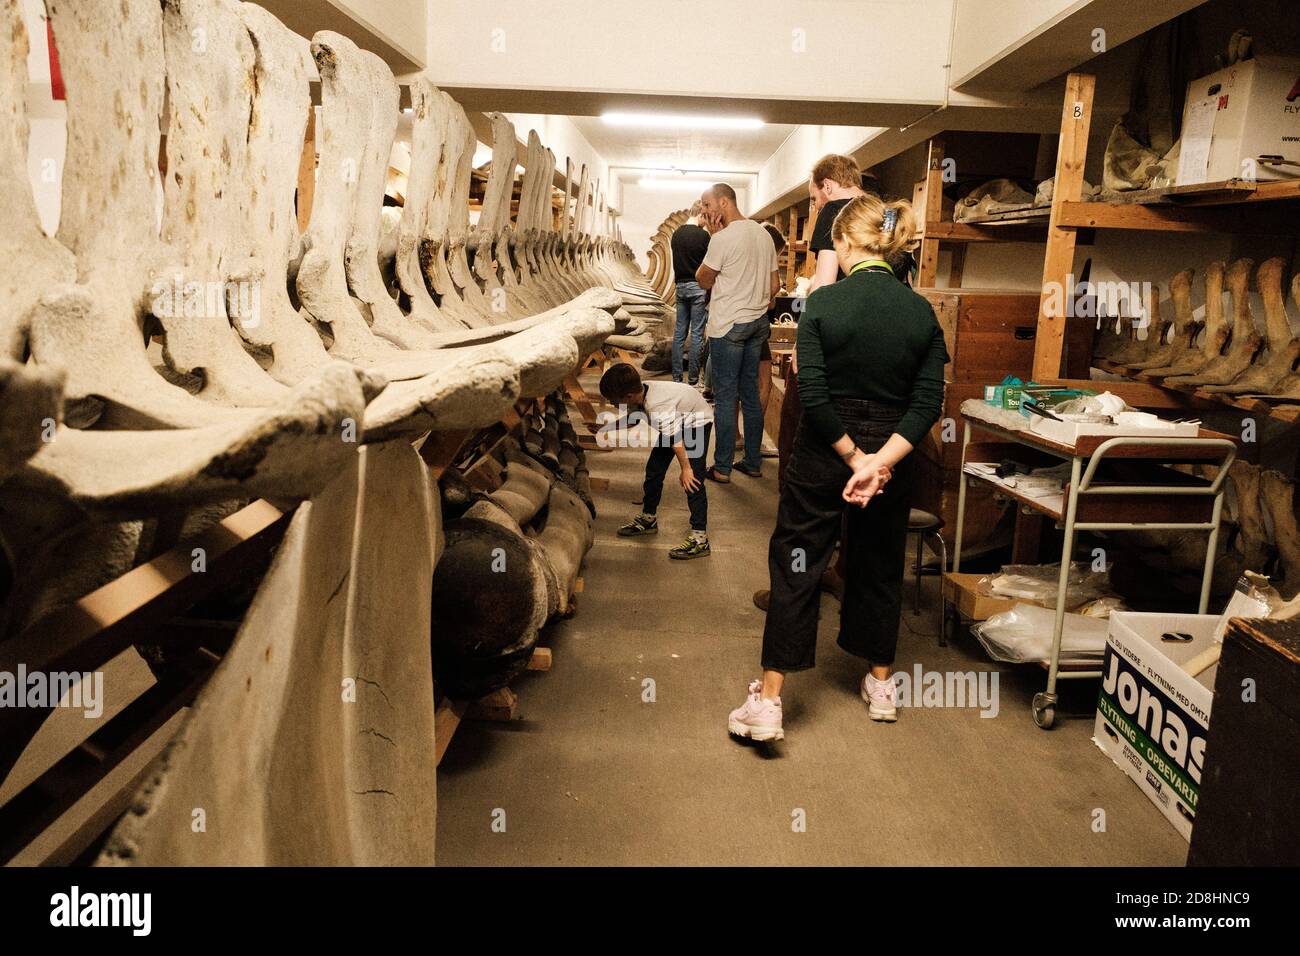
left=728, top=195, right=948, bottom=742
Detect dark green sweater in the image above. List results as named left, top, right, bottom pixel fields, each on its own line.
left=796, top=270, right=949, bottom=447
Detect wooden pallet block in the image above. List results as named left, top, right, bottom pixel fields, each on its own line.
left=466, top=687, right=517, bottom=721
left=434, top=645, right=554, bottom=764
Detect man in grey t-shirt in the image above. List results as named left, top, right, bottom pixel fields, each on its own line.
left=695, top=183, right=779, bottom=480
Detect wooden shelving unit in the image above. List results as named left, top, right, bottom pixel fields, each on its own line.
left=913, top=136, right=1059, bottom=289
left=1029, top=73, right=1300, bottom=422
left=762, top=200, right=817, bottom=291
left=912, top=72, right=1300, bottom=425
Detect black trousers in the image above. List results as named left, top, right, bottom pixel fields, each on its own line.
left=642, top=423, right=711, bottom=531
left=761, top=400, right=912, bottom=671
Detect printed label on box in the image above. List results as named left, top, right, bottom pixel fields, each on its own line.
left=1095, top=638, right=1209, bottom=840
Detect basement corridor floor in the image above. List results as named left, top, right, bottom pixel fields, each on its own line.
left=435, top=391, right=1189, bottom=867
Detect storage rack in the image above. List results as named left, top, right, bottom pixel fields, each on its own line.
left=951, top=407, right=1238, bottom=729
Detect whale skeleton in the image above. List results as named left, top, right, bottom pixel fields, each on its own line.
left=0, top=0, right=648, bottom=864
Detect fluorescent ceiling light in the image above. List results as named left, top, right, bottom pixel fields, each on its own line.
left=603, top=112, right=764, bottom=130
left=638, top=177, right=718, bottom=191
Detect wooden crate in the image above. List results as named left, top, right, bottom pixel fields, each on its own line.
left=1188, top=618, right=1300, bottom=866
left=917, top=288, right=1095, bottom=387
left=913, top=288, right=1092, bottom=551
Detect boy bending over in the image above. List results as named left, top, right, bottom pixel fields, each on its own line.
left=599, top=363, right=714, bottom=560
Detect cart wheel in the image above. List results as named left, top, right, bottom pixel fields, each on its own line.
left=1032, top=692, right=1056, bottom=730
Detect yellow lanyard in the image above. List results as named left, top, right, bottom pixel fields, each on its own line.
left=848, top=259, right=892, bottom=276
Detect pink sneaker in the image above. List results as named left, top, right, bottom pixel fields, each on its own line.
left=861, top=673, right=898, bottom=722
left=728, top=679, right=784, bottom=741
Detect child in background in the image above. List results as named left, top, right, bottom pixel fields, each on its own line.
left=599, top=363, right=715, bottom=560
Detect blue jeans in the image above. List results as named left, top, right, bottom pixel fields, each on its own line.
left=709, top=318, right=769, bottom=475
left=673, top=282, right=708, bottom=383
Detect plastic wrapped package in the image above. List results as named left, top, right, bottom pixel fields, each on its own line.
left=1077, top=596, right=1126, bottom=618
left=978, top=562, right=1112, bottom=609
left=972, top=604, right=1109, bottom=663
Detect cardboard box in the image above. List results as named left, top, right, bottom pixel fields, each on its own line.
left=1092, top=612, right=1218, bottom=842
left=946, top=572, right=1018, bottom=621
left=1177, top=56, right=1300, bottom=184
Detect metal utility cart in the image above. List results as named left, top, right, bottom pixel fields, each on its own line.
left=951, top=402, right=1237, bottom=728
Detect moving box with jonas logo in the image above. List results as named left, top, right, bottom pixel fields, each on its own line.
left=1093, top=613, right=1220, bottom=842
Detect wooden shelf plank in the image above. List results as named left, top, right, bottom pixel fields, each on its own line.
left=952, top=205, right=1050, bottom=225
left=1086, top=178, right=1299, bottom=208
left=1057, top=200, right=1297, bottom=235
left=918, top=220, right=1050, bottom=243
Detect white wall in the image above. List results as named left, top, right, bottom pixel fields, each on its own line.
left=426, top=0, right=952, bottom=104
left=617, top=179, right=752, bottom=273
left=752, top=124, right=879, bottom=214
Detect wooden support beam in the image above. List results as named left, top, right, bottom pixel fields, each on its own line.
left=800, top=205, right=818, bottom=279
left=467, top=687, right=517, bottom=722
left=0, top=501, right=290, bottom=786
left=434, top=697, right=468, bottom=765
left=418, top=428, right=473, bottom=477
left=1, top=502, right=288, bottom=682
left=563, top=372, right=600, bottom=429
left=785, top=208, right=799, bottom=290
left=0, top=649, right=217, bottom=865
left=1033, top=73, right=1095, bottom=380
left=916, top=136, right=946, bottom=288
left=948, top=245, right=967, bottom=288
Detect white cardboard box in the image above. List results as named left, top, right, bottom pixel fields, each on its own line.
left=1177, top=56, right=1300, bottom=184
left=1028, top=415, right=1199, bottom=445
left=1092, top=612, right=1218, bottom=842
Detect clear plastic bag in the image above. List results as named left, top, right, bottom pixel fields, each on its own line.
left=978, top=562, right=1112, bottom=610
left=972, top=603, right=1109, bottom=663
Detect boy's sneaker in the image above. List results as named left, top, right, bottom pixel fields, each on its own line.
left=728, top=680, right=784, bottom=741
left=733, top=461, right=762, bottom=478
left=617, top=513, right=658, bottom=537
left=669, top=533, right=710, bottom=560
left=861, top=673, right=898, bottom=722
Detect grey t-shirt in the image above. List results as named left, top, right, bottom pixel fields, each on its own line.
left=701, top=219, right=778, bottom=338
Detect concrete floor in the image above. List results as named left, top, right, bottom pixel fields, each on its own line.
left=435, top=404, right=1190, bottom=866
